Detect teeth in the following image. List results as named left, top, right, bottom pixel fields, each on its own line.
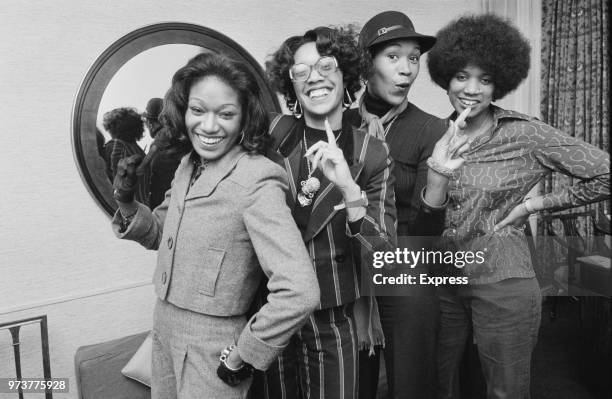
left=460, top=99, right=478, bottom=106
left=309, top=88, right=330, bottom=99
left=197, top=135, right=223, bottom=145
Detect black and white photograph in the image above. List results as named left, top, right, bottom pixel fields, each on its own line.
left=1, top=0, right=610, bottom=398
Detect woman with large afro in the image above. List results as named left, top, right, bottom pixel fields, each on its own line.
left=427, top=14, right=609, bottom=398
left=102, top=106, right=150, bottom=205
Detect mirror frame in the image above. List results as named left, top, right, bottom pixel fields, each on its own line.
left=72, top=22, right=280, bottom=217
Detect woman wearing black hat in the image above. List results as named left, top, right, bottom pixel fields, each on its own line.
left=348, top=10, right=466, bottom=399
left=427, top=14, right=609, bottom=399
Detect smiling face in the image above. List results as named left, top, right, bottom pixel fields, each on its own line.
left=448, top=64, right=495, bottom=122
left=367, top=40, right=421, bottom=106
left=185, top=76, right=243, bottom=161
left=292, top=42, right=344, bottom=124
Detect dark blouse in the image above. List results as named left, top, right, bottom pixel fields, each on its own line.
left=348, top=97, right=448, bottom=236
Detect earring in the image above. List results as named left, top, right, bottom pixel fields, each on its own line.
left=342, top=88, right=354, bottom=108
left=238, top=130, right=245, bottom=144
left=291, top=100, right=303, bottom=119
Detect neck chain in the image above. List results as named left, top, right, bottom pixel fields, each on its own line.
left=297, top=127, right=343, bottom=207
left=298, top=129, right=320, bottom=207
left=190, top=157, right=209, bottom=187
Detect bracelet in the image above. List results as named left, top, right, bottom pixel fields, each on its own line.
left=219, top=345, right=243, bottom=371
left=334, top=190, right=368, bottom=210
left=426, top=157, right=455, bottom=178
left=217, top=345, right=254, bottom=387
left=118, top=210, right=136, bottom=233
left=421, top=187, right=448, bottom=210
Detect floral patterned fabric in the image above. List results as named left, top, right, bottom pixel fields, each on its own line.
left=539, top=0, right=609, bottom=281
left=541, top=0, right=609, bottom=151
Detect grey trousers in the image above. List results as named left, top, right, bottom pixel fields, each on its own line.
left=436, top=278, right=542, bottom=399
left=151, top=299, right=251, bottom=399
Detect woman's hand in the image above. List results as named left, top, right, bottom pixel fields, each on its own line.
left=430, top=119, right=470, bottom=173
left=113, top=154, right=143, bottom=203
left=493, top=204, right=530, bottom=232
left=225, top=347, right=244, bottom=369
left=423, top=114, right=470, bottom=207
left=305, top=118, right=355, bottom=194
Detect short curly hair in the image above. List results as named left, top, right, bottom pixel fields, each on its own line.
left=427, top=14, right=531, bottom=100
left=102, top=107, right=144, bottom=142
left=160, top=52, right=270, bottom=156
left=266, top=26, right=363, bottom=109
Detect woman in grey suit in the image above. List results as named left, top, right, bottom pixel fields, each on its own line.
left=111, top=53, right=320, bottom=399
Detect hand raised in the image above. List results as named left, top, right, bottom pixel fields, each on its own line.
left=113, top=154, right=143, bottom=203
left=431, top=107, right=472, bottom=172
left=304, top=118, right=354, bottom=192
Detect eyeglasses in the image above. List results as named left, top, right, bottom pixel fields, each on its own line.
left=289, top=56, right=339, bottom=82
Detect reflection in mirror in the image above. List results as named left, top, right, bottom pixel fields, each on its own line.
left=97, top=44, right=204, bottom=209
left=72, top=23, right=280, bottom=217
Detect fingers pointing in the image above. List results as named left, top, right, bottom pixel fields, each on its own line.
left=324, top=117, right=338, bottom=148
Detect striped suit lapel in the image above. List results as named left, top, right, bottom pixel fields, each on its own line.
left=276, top=119, right=303, bottom=209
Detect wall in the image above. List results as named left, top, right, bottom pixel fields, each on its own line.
left=0, top=1, right=541, bottom=397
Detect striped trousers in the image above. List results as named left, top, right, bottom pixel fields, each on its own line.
left=252, top=303, right=357, bottom=399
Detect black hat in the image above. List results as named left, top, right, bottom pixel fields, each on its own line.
left=144, top=98, right=163, bottom=120
left=360, top=11, right=436, bottom=53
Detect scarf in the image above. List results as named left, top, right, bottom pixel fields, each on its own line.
left=353, top=295, right=385, bottom=356
left=358, top=89, right=409, bottom=140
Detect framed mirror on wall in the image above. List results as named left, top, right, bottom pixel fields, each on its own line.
left=72, top=22, right=280, bottom=217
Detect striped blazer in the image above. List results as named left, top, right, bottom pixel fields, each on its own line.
left=266, top=114, right=397, bottom=309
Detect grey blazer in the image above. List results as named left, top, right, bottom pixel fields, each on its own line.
left=112, top=146, right=320, bottom=370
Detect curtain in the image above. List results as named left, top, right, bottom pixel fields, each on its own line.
left=541, top=0, right=609, bottom=150
left=538, top=0, right=609, bottom=279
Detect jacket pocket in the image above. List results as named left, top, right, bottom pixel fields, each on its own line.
left=198, top=247, right=226, bottom=296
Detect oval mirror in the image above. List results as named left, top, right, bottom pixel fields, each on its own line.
left=72, top=22, right=280, bottom=217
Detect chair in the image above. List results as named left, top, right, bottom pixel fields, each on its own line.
left=74, top=332, right=150, bottom=399
left=575, top=207, right=611, bottom=296
left=534, top=209, right=611, bottom=319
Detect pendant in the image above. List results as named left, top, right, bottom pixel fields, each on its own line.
left=301, top=176, right=320, bottom=195
left=297, top=192, right=313, bottom=207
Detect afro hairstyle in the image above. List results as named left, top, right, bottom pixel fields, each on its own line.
left=102, top=107, right=144, bottom=142
left=427, top=14, right=531, bottom=100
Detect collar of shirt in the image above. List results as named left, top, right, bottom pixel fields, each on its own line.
left=448, top=105, right=533, bottom=148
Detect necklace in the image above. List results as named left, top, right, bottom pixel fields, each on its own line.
left=297, top=126, right=343, bottom=207
left=190, top=157, right=209, bottom=187
left=298, top=130, right=321, bottom=207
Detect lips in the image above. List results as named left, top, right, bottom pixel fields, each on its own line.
left=458, top=98, right=479, bottom=107
left=307, top=87, right=331, bottom=100
left=194, top=133, right=224, bottom=146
